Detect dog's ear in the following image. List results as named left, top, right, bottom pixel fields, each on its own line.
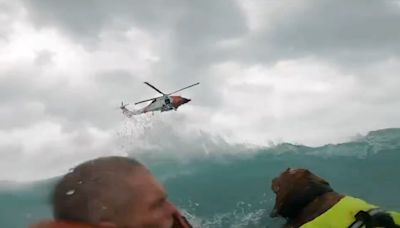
left=301, top=169, right=330, bottom=186
left=312, top=174, right=330, bottom=186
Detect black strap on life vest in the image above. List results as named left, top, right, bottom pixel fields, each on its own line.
left=348, top=208, right=399, bottom=228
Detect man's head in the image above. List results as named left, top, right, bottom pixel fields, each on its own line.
left=270, top=168, right=333, bottom=219
left=52, top=156, right=177, bottom=228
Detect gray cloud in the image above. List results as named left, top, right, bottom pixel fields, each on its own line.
left=237, top=0, right=400, bottom=65
left=21, top=0, right=185, bottom=46
left=21, top=0, right=400, bottom=110
left=21, top=0, right=248, bottom=107
left=34, top=50, right=54, bottom=66
left=0, top=1, right=19, bottom=41
left=20, top=0, right=400, bottom=66
left=0, top=68, right=142, bottom=131
left=0, top=122, right=123, bottom=181
left=1, top=0, right=400, bottom=181
left=0, top=101, right=46, bottom=129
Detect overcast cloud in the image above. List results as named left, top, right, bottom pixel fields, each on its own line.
left=1, top=0, right=400, bottom=181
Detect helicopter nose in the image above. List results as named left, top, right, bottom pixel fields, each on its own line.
left=182, top=98, right=191, bottom=104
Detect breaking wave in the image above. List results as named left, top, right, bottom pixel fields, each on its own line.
left=1, top=128, right=400, bottom=227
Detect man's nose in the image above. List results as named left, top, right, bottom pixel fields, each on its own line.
left=166, top=200, right=178, bottom=213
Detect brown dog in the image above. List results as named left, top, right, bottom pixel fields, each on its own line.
left=270, top=168, right=343, bottom=227
left=270, top=168, right=400, bottom=228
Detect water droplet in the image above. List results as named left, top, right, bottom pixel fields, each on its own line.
left=66, top=189, right=75, bottom=195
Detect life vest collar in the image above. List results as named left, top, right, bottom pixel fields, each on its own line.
left=300, top=196, right=400, bottom=228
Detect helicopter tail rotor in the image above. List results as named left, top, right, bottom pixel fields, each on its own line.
left=118, top=101, right=129, bottom=110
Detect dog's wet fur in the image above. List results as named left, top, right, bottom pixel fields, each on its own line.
left=270, top=168, right=344, bottom=227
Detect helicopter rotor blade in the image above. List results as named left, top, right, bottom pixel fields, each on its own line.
left=144, top=82, right=165, bottom=95
left=168, top=82, right=200, bottom=95
left=134, top=97, right=159, bottom=105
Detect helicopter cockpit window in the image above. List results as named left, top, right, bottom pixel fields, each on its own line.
left=165, top=98, right=170, bottom=104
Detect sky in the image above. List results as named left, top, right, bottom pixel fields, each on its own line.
left=1, top=0, right=400, bottom=181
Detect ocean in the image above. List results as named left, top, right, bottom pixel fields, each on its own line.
left=1, top=128, right=399, bottom=228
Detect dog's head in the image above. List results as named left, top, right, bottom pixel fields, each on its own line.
left=270, top=168, right=333, bottom=219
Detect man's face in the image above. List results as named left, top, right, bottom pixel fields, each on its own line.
left=122, top=168, right=177, bottom=228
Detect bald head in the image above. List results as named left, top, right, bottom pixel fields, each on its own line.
left=52, top=156, right=146, bottom=225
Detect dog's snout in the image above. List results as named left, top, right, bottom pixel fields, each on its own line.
left=270, top=208, right=279, bottom=218
left=271, top=178, right=279, bottom=193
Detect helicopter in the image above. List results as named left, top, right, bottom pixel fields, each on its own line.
left=120, top=81, right=199, bottom=117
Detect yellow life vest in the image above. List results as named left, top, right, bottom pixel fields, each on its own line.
left=300, top=196, right=400, bottom=228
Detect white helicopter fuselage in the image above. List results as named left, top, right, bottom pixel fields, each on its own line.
left=120, top=81, right=197, bottom=117
left=142, top=96, right=174, bottom=113
left=121, top=95, right=191, bottom=117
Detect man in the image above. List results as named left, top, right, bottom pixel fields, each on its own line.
left=31, top=156, right=192, bottom=228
